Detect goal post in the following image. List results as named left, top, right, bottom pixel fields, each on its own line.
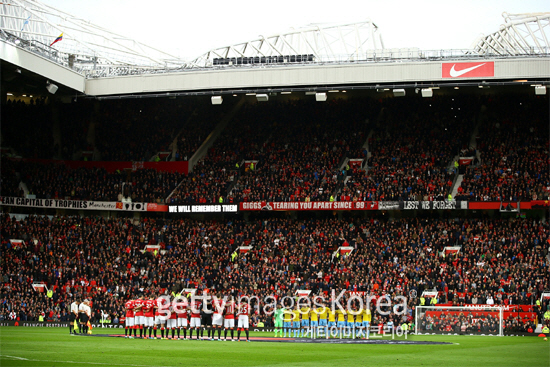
left=415, top=305, right=504, bottom=336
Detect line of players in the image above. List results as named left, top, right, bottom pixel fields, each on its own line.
left=274, top=302, right=372, bottom=339
left=124, top=293, right=252, bottom=342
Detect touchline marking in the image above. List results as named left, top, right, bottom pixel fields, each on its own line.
left=0, top=355, right=167, bottom=367
left=1, top=355, right=29, bottom=360
left=449, top=63, right=486, bottom=77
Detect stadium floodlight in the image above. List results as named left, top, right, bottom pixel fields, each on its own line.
left=315, top=92, right=327, bottom=102
left=393, top=89, right=406, bottom=97
left=256, top=94, right=269, bottom=102
left=421, top=88, right=433, bottom=98
left=46, top=82, right=58, bottom=94
left=535, top=85, right=546, bottom=95
left=211, top=96, right=223, bottom=105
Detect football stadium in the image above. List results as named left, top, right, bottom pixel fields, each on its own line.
left=1, top=1, right=550, bottom=366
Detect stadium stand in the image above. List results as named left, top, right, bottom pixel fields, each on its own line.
left=349, top=95, right=476, bottom=201
left=1, top=91, right=548, bottom=336
left=1, top=97, right=226, bottom=162
left=6, top=161, right=183, bottom=203
left=3, top=94, right=547, bottom=206
left=454, top=95, right=550, bottom=202
left=2, top=98, right=54, bottom=159
left=1, top=213, right=547, bottom=333
left=169, top=98, right=373, bottom=204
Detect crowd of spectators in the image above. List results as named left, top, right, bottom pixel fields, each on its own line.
left=8, top=161, right=183, bottom=203
left=343, top=96, right=477, bottom=202
left=4, top=94, right=548, bottom=206
left=1, top=98, right=55, bottom=159
left=455, top=95, right=549, bottom=202
left=168, top=101, right=279, bottom=204
left=174, top=105, right=228, bottom=161
left=1, top=213, right=547, bottom=331
left=418, top=311, right=538, bottom=334
left=94, top=98, right=197, bottom=162
left=169, top=98, right=373, bottom=204
left=56, top=100, right=94, bottom=160
left=232, top=99, right=371, bottom=202
left=1, top=97, right=227, bottom=163
left=0, top=158, right=25, bottom=198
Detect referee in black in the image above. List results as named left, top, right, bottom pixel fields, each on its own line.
left=201, top=298, right=213, bottom=340
left=79, top=299, right=91, bottom=334
left=69, top=297, right=80, bottom=335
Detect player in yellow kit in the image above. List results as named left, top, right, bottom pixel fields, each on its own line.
left=346, top=307, right=356, bottom=338
left=292, top=305, right=301, bottom=338
left=283, top=305, right=293, bottom=337
left=300, top=305, right=310, bottom=337
left=327, top=308, right=336, bottom=337
left=318, top=303, right=328, bottom=336
left=355, top=307, right=364, bottom=338
left=309, top=305, right=319, bottom=337
left=363, top=307, right=372, bottom=339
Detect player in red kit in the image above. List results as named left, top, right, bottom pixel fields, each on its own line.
left=237, top=301, right=251, bottom=342
left=124, top=299, right=135, bottom=338
left=223, top=298, right=236, bottom=341
left=143, top=298, right=155, bottom=339
left=211, top=293, right=225, bottom=341
left=154, top=295, right=169, bottom=339
left=189, top=299, right=202, bottom=340
left=133, top=296, right=145, bottom=338
left=166, top=304, right=178, bottom=339
left=175, top=295, right=189, bottom=340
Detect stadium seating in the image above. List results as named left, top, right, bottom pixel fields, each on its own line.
left=3, top=94, right=548, bottom=205
left=1, top=97, right=223, bottom=162
left=169, top=98, right=373, bottom=203
left=11, top=161, right=183, bottom=203
left=347, top=95, right=476, bottom=201
left=1, top=214, right=547, bottom=331
left=454, top=95, right=549, bottom=202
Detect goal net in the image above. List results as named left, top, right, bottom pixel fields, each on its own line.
left=415, top=306, right=504, bottom=336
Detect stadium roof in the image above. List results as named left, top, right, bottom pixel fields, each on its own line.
left=0, top=1, right=548, bottom=79
left=0, top=0, right=187, bottom=72
left=187, top=20, right=385, bottom=68
left=472, top=12, right=550, bottom=56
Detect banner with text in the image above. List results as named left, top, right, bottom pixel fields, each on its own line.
left=0, top=197, right=148, bottom=211
left=168, top=204, right=238, bottom=213
left=239, top=201, right=378, bottom=211
left=401, top=200, right=466, bottom=210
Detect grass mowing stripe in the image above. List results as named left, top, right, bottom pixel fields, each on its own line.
left=0, top=356, right=165, bottom=367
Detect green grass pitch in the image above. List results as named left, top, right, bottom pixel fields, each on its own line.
left=0, top=327, right=548, bottom=367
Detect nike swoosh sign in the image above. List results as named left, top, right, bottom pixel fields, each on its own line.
left=449, top=63, right=486, bottom=77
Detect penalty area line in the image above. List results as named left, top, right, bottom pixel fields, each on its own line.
left=0, top=355, right=167, bottom=367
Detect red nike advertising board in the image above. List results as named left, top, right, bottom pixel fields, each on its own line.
left=442, top=61, right=494, bottom=78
